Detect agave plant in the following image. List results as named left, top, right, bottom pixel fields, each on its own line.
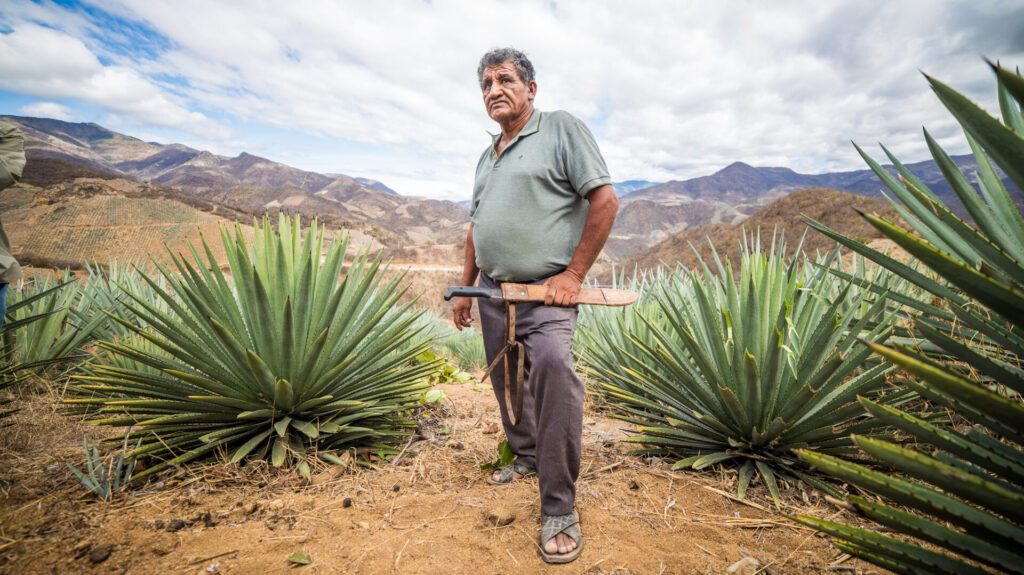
left=440, top=329, right=487, bottom=372
left=68, top=215, right=439, bottom=479
left=78, top=260, right=173, bottom=343
left=0, top=279, right=85, bottom=420
left=793, top=62, right=1024, bottom=574
left=67, top=434, right=142, bottom=499
left=578, top=234, right=914, bottom=505
left=2, top=272, right=108, bottom=371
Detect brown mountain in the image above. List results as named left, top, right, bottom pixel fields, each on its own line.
left=2, top=115, right=471, bottom=249
left=608, top=156, right=1020, bottom=259
left=620, top=187, right=902, bottom=274
left=8, top=115, right=1015, bottom=266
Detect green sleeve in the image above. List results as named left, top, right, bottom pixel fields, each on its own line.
left=561, top=115, right=611, bottom=197
left=0, top=122, right=26, bottom=191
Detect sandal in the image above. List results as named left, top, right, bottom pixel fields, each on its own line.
left=485, top=461, right=536, bottom=485
left=539, top=508, right=583, bottom=564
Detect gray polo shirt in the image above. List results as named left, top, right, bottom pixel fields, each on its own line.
left=470, top=110, right=611, bottom=282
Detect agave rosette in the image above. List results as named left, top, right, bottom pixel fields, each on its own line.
left=579, top=235, right=912, bottom=505
left=68, top=215, right=439, bottom=478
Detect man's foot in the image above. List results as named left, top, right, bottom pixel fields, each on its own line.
left=539, top=510, right=583, bottom=564
left=543, top=532, right=578, bottom=555
left=485, top=461, right=535, bottom=485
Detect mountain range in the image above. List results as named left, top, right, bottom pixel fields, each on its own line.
left=605, top=155, right=1020, bottom=258
left=1, top=115, right=468, bottom=247
left=3, top=115, right=1018, bottom=265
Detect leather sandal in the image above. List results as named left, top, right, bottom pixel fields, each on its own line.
left=485, top=461, right=535, bottom=485
left=539, top=508, right=583, bottom=564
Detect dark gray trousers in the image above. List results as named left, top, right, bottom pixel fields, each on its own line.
left=478, top=273, right=583, bottom=516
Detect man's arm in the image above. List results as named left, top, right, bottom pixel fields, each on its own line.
left=544, top=184, right=618, bottom=306
left=453, top=223, right=480, bottom=330
left=0, top=122, right=26, bottom=192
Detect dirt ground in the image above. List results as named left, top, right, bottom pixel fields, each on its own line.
left=0, top=378, right=874, bottom=575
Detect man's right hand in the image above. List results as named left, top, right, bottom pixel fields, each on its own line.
left=453, top=296, right=473, bottom=330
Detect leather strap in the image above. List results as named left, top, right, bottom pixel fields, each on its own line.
left=479, top=301, right=525, bottom=426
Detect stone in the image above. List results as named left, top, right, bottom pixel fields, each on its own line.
left=88, top=544, right=113, bottom=564
left=166, top=518, right=186, bottom=532
left=726, top=556, right=760, bottom=575
left=483, top=507, right=516, bottom=527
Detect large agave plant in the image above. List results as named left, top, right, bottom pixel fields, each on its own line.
left=578, top=235, right=913, bottom=505
left=794, top=62, right=1024, bottom=574
left=68, top=215, right=439, bottom=479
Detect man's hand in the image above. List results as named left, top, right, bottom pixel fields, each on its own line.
left=544, top=270, right=584, bottom=306
left=453, top=296, right=474, bottom=330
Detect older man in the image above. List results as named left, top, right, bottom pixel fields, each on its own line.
left=452, top=47, right=618, bottom=564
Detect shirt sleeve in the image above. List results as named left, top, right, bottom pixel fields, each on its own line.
left=0, top=122, right=26, bottom=191
left=560, top=114, right=611, bottom=198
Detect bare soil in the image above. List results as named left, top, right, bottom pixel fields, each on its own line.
left=0, top=379, right=872, bottom=575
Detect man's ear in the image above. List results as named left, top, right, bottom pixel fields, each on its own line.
left=528, top=81, right=537, bottom=101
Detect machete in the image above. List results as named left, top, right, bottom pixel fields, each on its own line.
left=444, top=282, right=638, bottom=427
left=444, top=283, right=638, bottom=306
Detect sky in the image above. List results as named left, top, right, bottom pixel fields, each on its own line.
left=1, top=0, right=1023, bottom=201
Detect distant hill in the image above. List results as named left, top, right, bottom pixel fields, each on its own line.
left=1, top=177, right=385, bottom=270
left=2, top=180, right=252, bottom=269
left=354, top=177, right=398, bottom=195
left=620, top=187, right=903, bottom=274
left=19, top=156, right=120, bottom=188
left=6, top=115, right=1018, bottom=266
left=2, top=115, right=470, bottom=248
left=606, top=156, right=1019, bottom=259
left=613, top=180, right=661, bottom=197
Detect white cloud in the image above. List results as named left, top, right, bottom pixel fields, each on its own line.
left=2, top=0, right=1022, bottom=199
left=0, top=22, right=230, bottom=140
left=18, top=102, right=74, bottom=121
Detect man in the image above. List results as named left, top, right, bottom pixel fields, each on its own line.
left=452, top=47, right=618, bottom=564
left=0, top=121, right=26, bottom=331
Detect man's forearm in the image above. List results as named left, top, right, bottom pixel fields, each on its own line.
left=461, top=223, right=480, bottom=286
left=565, top=185, right=618, bottom=281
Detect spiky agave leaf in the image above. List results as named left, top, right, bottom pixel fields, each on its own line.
left=68, top=215, right=440, bottom=477
left=794, top=63, right=1024, bottom=574
left=577, top=232, right=913, bottom=507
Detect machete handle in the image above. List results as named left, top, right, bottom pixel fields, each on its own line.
left=444, top=286, right=491, bottom=301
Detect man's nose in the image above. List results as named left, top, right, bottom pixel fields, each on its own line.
left=484, top=82, right=501, bottom=99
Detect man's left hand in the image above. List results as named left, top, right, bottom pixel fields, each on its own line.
left=544, top=270, right=584, bottom=306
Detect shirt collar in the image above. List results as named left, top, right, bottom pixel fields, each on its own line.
left=488, top=110, right=542, bottom=156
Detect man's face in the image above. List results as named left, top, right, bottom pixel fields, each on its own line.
left=480, top=61, right=536, bottom=125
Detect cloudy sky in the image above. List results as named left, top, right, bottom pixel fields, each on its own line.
left=1, top=0, right=1022, bottom=201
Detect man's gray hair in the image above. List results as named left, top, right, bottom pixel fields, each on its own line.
left=477, top=47, right=535, bottom=85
